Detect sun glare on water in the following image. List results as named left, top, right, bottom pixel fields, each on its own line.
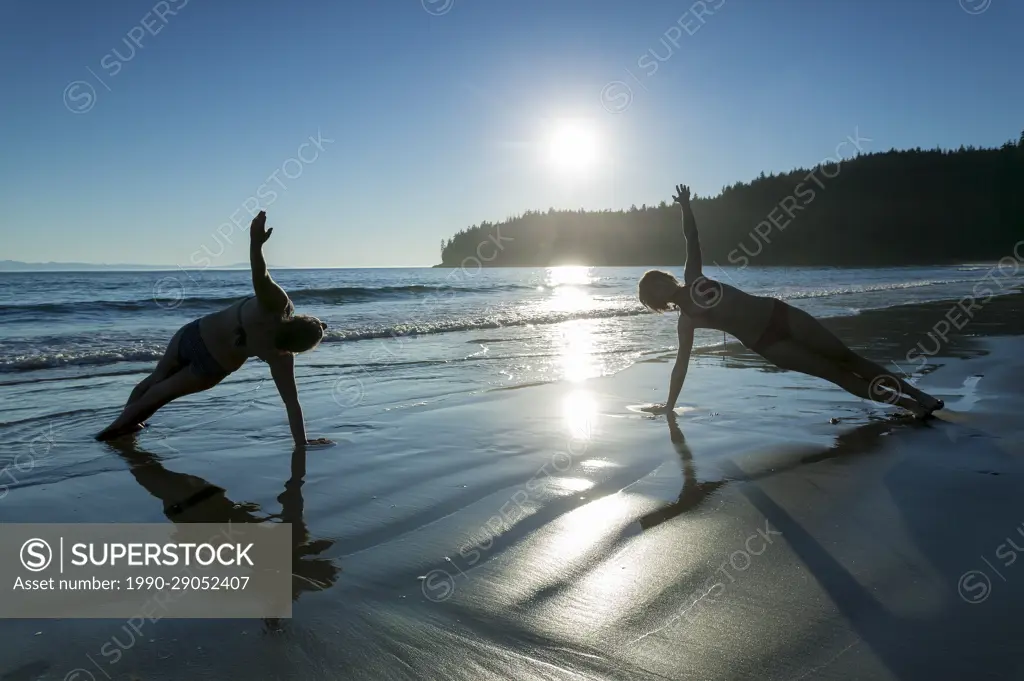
left=546, top=265, right=592, bottom=287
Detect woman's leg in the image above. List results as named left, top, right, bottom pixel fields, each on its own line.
left=839, top=352, right=942, bottom=410
left=123, top=327, right=186, bottom=408
left=97, top=368, right=222, bottom=441
left=783, top=305, right=943, bottom=412
left=759, top=340, right=928, bottom=416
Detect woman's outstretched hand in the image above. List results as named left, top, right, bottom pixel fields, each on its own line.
left=672, top=184, right=691, bottom=208
left=250, top=210, right=273, bottom=245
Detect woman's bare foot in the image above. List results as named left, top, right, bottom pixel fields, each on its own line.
left=904, top=397, right=945, bottom=420
left=918, top=395, right=945, bottom=415
left=95, top=422, right=145, bottom=441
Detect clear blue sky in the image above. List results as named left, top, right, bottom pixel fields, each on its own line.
left=1, top=0, right=1021, bottom=267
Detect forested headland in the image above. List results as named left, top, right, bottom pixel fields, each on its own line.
left=437, top=132, right=1024, bottom=267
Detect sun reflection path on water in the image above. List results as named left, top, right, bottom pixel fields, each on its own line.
left=543, top=266, right=597, bottom=315
left=544, top=265, right=593, bottom=288
left=540, top=266, right=609, bottom=383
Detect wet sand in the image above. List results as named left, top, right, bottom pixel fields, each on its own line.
left=2, top=292, right=1024, bottom=680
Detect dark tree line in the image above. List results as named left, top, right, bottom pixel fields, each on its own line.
left=438, top=132, right=1024, bottom=267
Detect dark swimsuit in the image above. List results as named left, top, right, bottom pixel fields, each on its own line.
left=748, top=298, right=793, bottom=356
left=177, top=321, right=229, bottom=380
left=176, top=296, right=254, bottom=380
left=687, top=280, right=793, bottom=356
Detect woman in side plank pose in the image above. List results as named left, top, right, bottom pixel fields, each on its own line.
left=97, top=211, right=333, bottom=446
left=638, top=184, right=944, bottom=418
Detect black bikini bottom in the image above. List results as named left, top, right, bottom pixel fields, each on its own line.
left=178, top=320, right=230, bottom=380
left=747, top=299, right=792, bottom=356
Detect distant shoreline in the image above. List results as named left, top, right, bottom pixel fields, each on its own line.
left=0, top=263, right=290, bottom=273
left=0, top=261, right=1004, bottom=273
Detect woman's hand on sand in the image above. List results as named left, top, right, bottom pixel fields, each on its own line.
left=250, top=211, right=273, bottom=245
left=672, top=184, right=691, bottom=208
left=641, top=403, right=674, bottom=415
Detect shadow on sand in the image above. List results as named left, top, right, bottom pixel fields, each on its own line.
left=649, top=409, right=1024, bottom=680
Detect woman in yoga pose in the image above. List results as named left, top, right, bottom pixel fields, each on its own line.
left=638, top=184, right=944, bottom=418
left=97, top=211, right=332, bottom=446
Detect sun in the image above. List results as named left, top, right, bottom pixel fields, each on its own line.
left=546, top=119, right=600, bottom=174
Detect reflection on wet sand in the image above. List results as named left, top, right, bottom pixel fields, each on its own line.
left=640, top=411, right=928, bottom=528
left=639, top=416, right=727, bottom=529
left=106, top=441, right=341, bottom=604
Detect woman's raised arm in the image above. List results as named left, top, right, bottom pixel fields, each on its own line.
left=249, top=211, right=291, bottom=314
left=672, top=184, right=703, bottom=286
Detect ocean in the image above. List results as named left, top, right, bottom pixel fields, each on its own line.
left=0, top=264, right=1016, bottom=399
left=1, top=263, right=1018, bottom=448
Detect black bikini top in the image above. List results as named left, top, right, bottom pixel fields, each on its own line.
left=234, top=296, right=255, bottom=347
left=681, top=278, right=723, bottom=318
